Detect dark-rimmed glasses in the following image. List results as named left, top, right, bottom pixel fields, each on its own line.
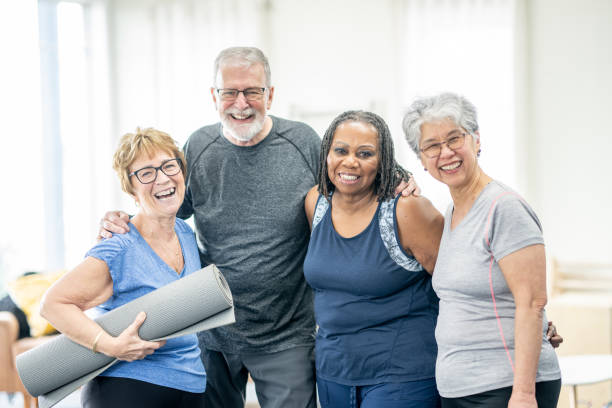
left=420, top=132, right=467, bottom=158
left=215, top=87, right=267, bottom=101
left=129, top=158, right=182, bottom=184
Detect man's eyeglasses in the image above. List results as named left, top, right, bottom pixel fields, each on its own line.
left=215, top=87, right=267, bottom=101
left=129, top=158, right=183, bottom=184
left=420, top=133, right=467, bottom=158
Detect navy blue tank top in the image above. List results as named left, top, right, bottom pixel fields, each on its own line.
left=303, top=194, right=439, bottom=385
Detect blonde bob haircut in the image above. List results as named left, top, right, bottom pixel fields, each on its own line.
left=113, top=127, right=186, bottom=195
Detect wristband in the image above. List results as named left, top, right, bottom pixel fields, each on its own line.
left=91, top=330, right=103, bottom=354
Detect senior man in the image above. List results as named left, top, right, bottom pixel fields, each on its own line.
left=100, top=46, right=416, bottom=408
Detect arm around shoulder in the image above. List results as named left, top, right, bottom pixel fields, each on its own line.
left=396, top=195, right=444, bottom=274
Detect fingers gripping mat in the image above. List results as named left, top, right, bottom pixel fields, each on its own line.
left=16, top=264, right=234, bottom=408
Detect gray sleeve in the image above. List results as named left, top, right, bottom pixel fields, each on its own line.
left=489, top=195, right=544, bottom=262
left=177, top=137, right=195, bottom=219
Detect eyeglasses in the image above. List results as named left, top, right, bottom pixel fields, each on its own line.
left=129, top=158, right=183, bottom=184
left=420, top=132, right=467, bottom=158
left=215, top=87, right=267, bottom=101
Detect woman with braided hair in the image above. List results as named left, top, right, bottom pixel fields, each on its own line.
left=303, top=110, right=445, bottom=408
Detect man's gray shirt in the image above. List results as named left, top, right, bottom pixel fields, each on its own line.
left=178, top=116, right=320, bottom=353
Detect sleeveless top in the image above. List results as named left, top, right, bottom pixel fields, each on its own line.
left=303, top=193, right=439, bottom=386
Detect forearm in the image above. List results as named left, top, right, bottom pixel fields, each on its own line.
left=512, top=301, right=545, bottom=395
left=40, top=302, right=115, bottom=356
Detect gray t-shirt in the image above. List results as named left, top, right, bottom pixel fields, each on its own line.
left=178, top=116, right=320, bottom=353
left=433, top=180, right=561, bottom=398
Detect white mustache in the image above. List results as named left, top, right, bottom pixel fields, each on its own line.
left=225, top=107, right=256, bottom=117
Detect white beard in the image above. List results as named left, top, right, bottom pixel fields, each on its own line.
left=221, top=108, right=265, bottom=142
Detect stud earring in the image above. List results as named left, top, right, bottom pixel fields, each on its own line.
left=477, top=149, right=481, bottom=158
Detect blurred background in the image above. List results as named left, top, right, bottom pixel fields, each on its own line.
left=1, top=0, right=611, bottom=406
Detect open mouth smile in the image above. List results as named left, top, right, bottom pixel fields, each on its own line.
left=154, top=187, right=176, bottom=200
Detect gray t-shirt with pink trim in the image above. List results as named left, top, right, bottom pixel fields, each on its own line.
left=432, top=180, right=560, bottom=398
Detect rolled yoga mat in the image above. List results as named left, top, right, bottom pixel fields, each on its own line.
left=16, top=264, right=234, bottom=408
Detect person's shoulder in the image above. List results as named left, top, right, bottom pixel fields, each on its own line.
left=184, top=123, right=222, bottom=154
left=396, top=194, right=436, bottom=216
left=483, top=180, right=538, bottom=218
left=484, top=180, right=526, bottom=206
left=305, top=185, right=320, bottom=207
left=88, top=226, right=138, bottom=259
left=271, top=115, right=320, bottom=142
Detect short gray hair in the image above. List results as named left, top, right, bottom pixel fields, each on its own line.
left=402, top=92, right=479, bottom=156
left=213, top=46, right=272, bottom=87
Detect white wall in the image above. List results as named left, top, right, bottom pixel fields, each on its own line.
left=524, top=0, right=612, bottom=263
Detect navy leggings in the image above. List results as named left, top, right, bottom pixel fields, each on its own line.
left=81, top=376, right=206, bottom=408
left=440, top=379, right=561, bottom=408
left=317, top=377, right=441, bottom=408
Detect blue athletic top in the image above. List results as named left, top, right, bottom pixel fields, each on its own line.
left=303, top=194, right=439, bottom=385
left=86, top=218, right=206, bottom=393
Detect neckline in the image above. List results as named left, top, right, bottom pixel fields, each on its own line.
left=129, top=221, right=185, bottom=276
left=328, top=198, right=382, bottom=240
left=449, top=180, right=496, bottom=233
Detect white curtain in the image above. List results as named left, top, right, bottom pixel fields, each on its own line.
left=394, top=0, right=516, bottom=212
left=59, top=0, right=264, bottom=268
left=1, top=0, right=517, bottom=275
left=0, top=0, right=46, bottom=282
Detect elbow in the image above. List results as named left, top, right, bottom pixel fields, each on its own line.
left=39, top=291, right=60, bottom=323
left=520, top=295, right=547, bottom=318
left=38, top=292, right=52, bottom=321
left=531, top=295, right=547, bottom=313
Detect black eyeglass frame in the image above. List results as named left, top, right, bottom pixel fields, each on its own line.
left=128, top=158, right=183, bottom=184
left=419, top=132, right=468, bottom=159
left=215, top=87, right=267, bottom=101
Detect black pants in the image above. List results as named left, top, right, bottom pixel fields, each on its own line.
left=441, top=379, right=561, bottom=408
left=81, top=376, right=206, bottom=408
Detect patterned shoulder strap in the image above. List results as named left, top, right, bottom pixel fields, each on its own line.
left=379, top=198, right=424, bottom=272
left=311, top=194, right=330, bottom=231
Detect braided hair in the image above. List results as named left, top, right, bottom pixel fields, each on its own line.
left=317, top=110, right=410, bottom=201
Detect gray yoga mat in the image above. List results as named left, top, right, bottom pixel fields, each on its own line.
left=16, top=264, right=234, bottom=408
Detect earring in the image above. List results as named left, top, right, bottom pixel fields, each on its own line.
left=423, top=167, right=427, bottom=172
left=477, top=149, right=481, bottom=158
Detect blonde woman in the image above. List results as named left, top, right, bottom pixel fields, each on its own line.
left=41, top=128, right=206, bottom=408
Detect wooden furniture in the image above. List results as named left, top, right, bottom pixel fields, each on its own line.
left=0, top=334, right=49, bottom=408
left=547, top=258, right=612, bottom=408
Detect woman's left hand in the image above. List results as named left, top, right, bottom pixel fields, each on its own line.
left=508, top=390, right=537, bottom=408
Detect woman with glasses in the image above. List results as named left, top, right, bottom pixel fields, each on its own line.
left=402, top=93, right=561, bottom=408
left=303, top=110, right=445, bottom=408
left=40, top=128, right=207, bottom=408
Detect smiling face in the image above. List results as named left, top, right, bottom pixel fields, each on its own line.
left=326, top=120, right=380, bottom=197
left=419, top=118, right=480, bottom=190
left=129, top=150, right=185, bottom=219
left=211, top=62, right=274, bottom=144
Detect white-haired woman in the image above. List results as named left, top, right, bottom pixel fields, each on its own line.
left=402, top=93, right=561, bottom=408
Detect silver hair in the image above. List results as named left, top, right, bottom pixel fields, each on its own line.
left=402, top=92, right=479, bottom=156
left=213, top=46, right=272, bottom=87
